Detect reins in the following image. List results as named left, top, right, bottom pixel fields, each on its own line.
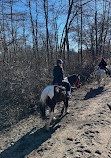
left=74, top=80, right=80, bottom=87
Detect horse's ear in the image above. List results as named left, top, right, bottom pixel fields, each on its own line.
left=78, top=74, right=80, bottom=79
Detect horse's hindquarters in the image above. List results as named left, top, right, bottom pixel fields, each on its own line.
left=96, top=69, right=106, bottom=86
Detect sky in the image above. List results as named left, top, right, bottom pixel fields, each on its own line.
left=1, top=0, right=110, bottom=52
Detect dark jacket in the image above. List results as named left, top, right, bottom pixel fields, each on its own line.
left=53, top=65, right=63, bottom=85
left=98, top=58, right=107, bottom=69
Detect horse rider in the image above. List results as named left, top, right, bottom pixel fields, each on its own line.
left=98, top=57, right=107, bottom=70
left=53, top=59, right=71, bottom=98
left=98, top=57, right=110, bottom=75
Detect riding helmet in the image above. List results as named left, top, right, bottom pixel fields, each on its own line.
left=56, top=59, right=63, bottom=65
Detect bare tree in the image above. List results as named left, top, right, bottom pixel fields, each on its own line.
left=28, top=0, right=36, bottom=56
left=1, top=0, right=8, bottom=62
left=43, top=0, right=49, bottom=63
left=95, top=0, right=98, bottom=56
left=35, top=0, right=38, bottom=53
left=80, top=0, right=83, bottom=64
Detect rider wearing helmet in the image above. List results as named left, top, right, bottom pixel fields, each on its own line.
left=98, top=57, right=107, bottom=70
left=98, top=57, right=110, bottom=75
left=53, top=59, right=71, bottom=98
left=53, top=59, right=64, bottom=85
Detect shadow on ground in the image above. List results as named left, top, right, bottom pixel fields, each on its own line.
left=0, top=114, right=67, bottom=158
left=84, top=87, right=104, bottom=100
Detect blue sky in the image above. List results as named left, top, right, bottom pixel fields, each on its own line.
left=1, top=0, right=110, bottom=52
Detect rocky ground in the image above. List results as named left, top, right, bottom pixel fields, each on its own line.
left=0, top=77, right=111, bottom=158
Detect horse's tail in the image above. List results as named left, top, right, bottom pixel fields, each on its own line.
left=39, top=100, right=46, bottom=119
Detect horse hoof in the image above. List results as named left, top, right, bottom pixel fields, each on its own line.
left=52, top=117, right=56, bottom=121
left=65, top=109, right=70, bottom=114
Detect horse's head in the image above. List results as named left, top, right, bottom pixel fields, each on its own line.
left=68, top=74, right=80, bottom=88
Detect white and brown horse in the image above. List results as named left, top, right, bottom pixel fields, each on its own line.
left=95, top=68, right=107, bottom=87
left=39, top=74, right=80, bottom=130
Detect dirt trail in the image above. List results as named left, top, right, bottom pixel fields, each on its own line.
left=0, top=78, right=111, bottom=158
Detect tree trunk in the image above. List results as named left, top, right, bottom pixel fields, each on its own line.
left=35, top=1, right=38, bottom=53
left=90, top=27, right=95, bottom=61
left=95, top=0, right=98, bottom=56
left=1, top=0, right=8, bottom=62
left=80, top=0, right=83, bottom=65
left=43, top=0, right=49, bottom=65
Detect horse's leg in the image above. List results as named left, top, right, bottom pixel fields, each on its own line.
left=45, top=98, right=55, bottom=131
left=97, top=74, right=100, bottom=87
left=96, top=74, right=99, bottom=87
left=61, top=81, right=71, bottom=98
left=60, top=97, right=69, bottom=116
left=64, top=97, right=69, bottom=114
left=46, top=108, right=54, bottom=131
left=103, top=72, right=106, bottom=86
left=60, top=105, right=64, bottom=116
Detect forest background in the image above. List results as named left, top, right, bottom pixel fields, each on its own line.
left=0, top=0, right=111, bottom=130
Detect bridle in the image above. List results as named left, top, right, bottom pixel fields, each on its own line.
left=74, top=80, right=80, bottom=88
